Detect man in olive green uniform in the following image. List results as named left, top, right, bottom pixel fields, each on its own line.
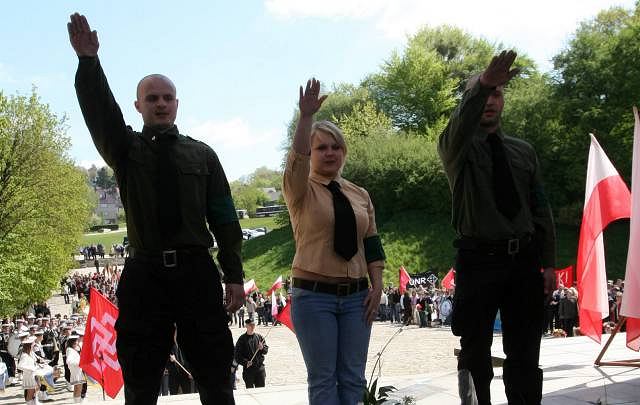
left=438, top=51, right=556, bottom=404
left=67, top=13, right=245, bottom=405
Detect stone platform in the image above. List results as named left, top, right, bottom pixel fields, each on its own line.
left=2, top=326, right=638, bottom=404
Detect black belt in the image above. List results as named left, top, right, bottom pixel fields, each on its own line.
left=293, top=278, right=369, bottom=297
left=128, top=246, right=209, bottom=268
left=453, top=235, right=532, bottom=255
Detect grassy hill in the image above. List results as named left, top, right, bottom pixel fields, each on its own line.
left=242, top=210, right=630, bottom=289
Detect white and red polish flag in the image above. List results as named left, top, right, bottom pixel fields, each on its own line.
left=577, top=134, right=631, bottom=344
left=243, top=279, right=258, bottom=296
left=271, top=290, right=279, bottom=318
left=620, top=107, right=640, bottom=351
left=80, top=288, right=124, bottom=399
left=267, top=275, right=283, bottom=296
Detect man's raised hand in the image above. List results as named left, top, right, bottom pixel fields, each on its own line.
left=480, top=50, right=519, bottom=89
left=67, top=13, right=99, bottom=57
left=299, top=78, right=327, bottom=118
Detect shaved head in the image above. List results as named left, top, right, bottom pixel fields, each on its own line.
left=136, top=74, right=176, bottom=101
left=134, top=74, right=179, bottom=128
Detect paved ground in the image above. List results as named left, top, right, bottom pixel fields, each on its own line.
left=0, top=321, right=458, bottom=404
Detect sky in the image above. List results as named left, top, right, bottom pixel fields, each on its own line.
left=1, top=0, right=636, bottom=181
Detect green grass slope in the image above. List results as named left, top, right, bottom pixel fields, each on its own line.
left=242, top=211, right=630, bottom=289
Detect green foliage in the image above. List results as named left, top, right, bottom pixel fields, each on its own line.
left=80, top=229, right=128, bottom=249
left=552, top=5, right=640, bottom=207
left=95, top=166, right=116, bottom=189
left=344, top=134, right=450, bottom=221
left=0, top=89, right=92, bottom=316
left=230, top=166, right=282, bottom=215
left=365, top=47, right=458, bottom=132
left=339, top=101, right=394, bottom=140
left=241, top=211, right=630, bottom=292
left=242, top=225, right=296, bottom=288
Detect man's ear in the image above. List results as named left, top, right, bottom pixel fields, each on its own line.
left=134, top=100, right=141, bottom=113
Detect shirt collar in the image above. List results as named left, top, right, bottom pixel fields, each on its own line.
left=476, top=126, right=505, bottom=142
left=142, top=124, right=180, bottom=142
left=309, top=170, right=344, bottom=187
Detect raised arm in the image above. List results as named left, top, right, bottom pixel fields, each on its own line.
left=283, top=79, right=328, bottom=206
left=68, top=13, right=131, bottom=168
left=438, top=51, right=520, bottom=177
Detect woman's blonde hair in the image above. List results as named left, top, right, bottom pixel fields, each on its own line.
left=310, top=120, right=347, bottom=155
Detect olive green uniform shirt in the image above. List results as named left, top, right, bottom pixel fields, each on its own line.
left=438, top=78, right=556, bottom=268
left=75, top=57, right=243, bottom=283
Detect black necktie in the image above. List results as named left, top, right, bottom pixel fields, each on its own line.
left=487, top=133, right=521, bottom=220
left=325, top=180, right=358, bottom=261
left=155, top=134, right=182, bottom=243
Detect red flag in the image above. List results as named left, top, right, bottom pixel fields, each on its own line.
left=80, top=288, right=123, bottom=399
left=442, top=268, right=456, bottom=290
left=555, top=266, right=573, bottom=289
left=399, top=266, right=411, bottom=294
left=620, top=107, right=640, bottom=351
left=275, top=303, right=295, bottom=334
left=577, top=135, right=631, bottom=344
left=243, top=279, right=258, bottom=296
left=267, top=275, right=283, bottom=296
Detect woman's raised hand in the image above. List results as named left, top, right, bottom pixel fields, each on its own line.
left=299, top=78, right=328, bottom=117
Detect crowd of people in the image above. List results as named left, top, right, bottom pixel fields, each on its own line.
left=0, top=312, right=88, bottom=403
left=78, top=243, right=127, bottom=261
left=545, top=278, right=627, bottom=338
left=1, top=261, right=633, bottom=403
left=61, top=264, right=121, bottom=308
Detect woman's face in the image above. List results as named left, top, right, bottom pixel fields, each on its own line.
left=310, top=130, right=345, bottom=178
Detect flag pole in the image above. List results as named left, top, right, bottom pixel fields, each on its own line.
left=173, top=358, right=193, bottom=379
left=249, top=324, right=274, bottom=363
left=98, top=352, right=106, bottom=401
left=594, top=316, right=640, bottom=367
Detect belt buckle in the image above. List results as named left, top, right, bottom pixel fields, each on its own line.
left=507, top=239, right=520, bottom=255
left=336, top=283, right=350, bottom=297
left=162, top=250, right=177, bottom=268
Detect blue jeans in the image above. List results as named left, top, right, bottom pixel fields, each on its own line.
left=292, top=287, right=371, bottom=405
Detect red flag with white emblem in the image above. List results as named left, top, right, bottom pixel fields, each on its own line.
left=80, top=288, right=123, bottom=398
left=555, top=266, right=573, bottom=289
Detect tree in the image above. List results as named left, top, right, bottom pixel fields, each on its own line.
left=551, top=5, right=640, bottom=218
left=364, top=25, right=536, bottom=134
left=87, top=164, right=97, bottom=184
left=365, top=46, right=458, bottom=133
left=0, top=90, right=92, bottom=316
left=95, top=166, right=116, bottom=189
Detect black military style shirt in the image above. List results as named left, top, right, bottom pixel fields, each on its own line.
left=438, top=77, right=556, bottom=269
left=75, top=57, right=243, bottom=283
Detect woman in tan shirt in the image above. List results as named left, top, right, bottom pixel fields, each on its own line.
left=283, top=78, right=386, bottom=405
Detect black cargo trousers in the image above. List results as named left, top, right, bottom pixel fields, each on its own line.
left=115, top=249, right=234, bottom=405
left=452, top=241, right=544, bottom=405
